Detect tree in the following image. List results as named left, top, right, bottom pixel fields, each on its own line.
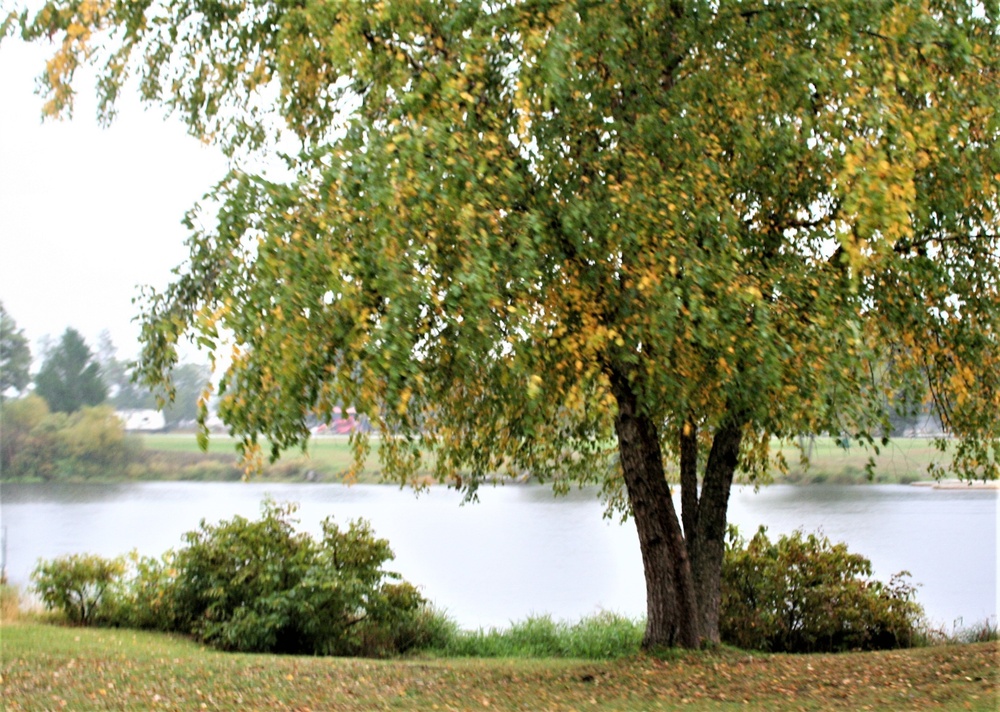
left=162, top=362, right=213, bottom=428
left=0, top=394, right=50, bottom=478
left=0, top=302, right=31, bottom=397
left=95, top=331, right=212, bottom=427
left=14, top=1, right=999, bottom=648
left=96, top=330, right=157, bottom=411
left=34, top=328, right=107, bottom=413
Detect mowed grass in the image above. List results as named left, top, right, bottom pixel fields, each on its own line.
left=775, top=437, right=950, bottom=484
left=141, top=433, right=369, bottom=467
left=1, top=622, right=996, bottom=711
left=136, top=433, right=953, bottom=484
left=134, top=433, right=383, bottom=483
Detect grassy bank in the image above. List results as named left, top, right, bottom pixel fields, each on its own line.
left=1, top=622, right=996, bottom=711
left=134, top=433, right=953, bottom=485
left=133, top=433, right=377, bottom=482
left=774, top=437, right=953, bottom=484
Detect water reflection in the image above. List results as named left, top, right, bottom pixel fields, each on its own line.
left=1, top=482, right=133, bottom=505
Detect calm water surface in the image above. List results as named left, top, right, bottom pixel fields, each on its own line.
left=0, top=482, right=995, bottom=629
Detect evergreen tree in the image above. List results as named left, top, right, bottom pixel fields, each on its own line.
left=0, top=302, right=32, bottom=397
left=35, top=328, right=107, bottom=413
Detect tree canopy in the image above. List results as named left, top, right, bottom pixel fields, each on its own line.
left=34, top=328, right=108, bottom=413
left=12, top=0, right=999, bottom=648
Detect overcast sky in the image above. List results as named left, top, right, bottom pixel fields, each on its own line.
left=1, top=39, right=227, bottom=363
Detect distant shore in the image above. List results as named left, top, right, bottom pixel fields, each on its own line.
left=4, top=433, right=996, bottom=487
left=911, top=480, right=1000, bottom=490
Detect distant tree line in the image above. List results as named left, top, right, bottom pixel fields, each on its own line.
left=0, top=303, right=212, bottom=480
left=0, top=303, right=31, bottom=396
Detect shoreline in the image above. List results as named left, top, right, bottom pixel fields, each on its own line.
left=910, top=479, right=1000, bottom=490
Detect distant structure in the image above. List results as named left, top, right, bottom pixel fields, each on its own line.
left=116, top=409, right=166, bottom=432
left=310, top=407, right=369, bottom=435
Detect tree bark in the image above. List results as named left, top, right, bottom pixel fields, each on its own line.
left=610, top=369, right=700, bottom=649
left=688, top=420, right=743, bottom=645
left=679, top=420, right=699, bottom=545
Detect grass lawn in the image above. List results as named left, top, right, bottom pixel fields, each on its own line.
left=135, top=433, right=953, bottom=485
left=138, top=432, right=375, bottom=479
left=1, top=622, right=996, bottom=711
left=774, top=436, right=950, bottom=484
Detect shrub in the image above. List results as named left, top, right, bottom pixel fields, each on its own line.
left=720, top=526, right=923, bottom=653
left=1, top=400, right=142, bottom=480
left=116, top=499, right=432, bottom=656
left=109, top=551, right=179, bottom=631
left=31, top=554, right=126, bottom=624
left=29, top=500, right=435, bottom=657
left=166, top=499, right=316, bottom=650
left=57, top=405, right=142, bottom=477
left=0, top=395, right=58, bottom=479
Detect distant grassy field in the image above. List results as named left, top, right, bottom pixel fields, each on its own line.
left=1, top=622, right=996, bottom=711
left=134, top=433, right=952, bottom=484
left=773, top=436, right=950, bottom=484
left=135, top=432, right=383, bottom=482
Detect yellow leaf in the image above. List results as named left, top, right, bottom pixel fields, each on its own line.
left=527, top=374, right=543, bottom=399
left=396, top=388, right=412, bottom=415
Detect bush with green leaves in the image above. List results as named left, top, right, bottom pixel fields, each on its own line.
left=720, top=526, right=923, bottom=653
left=2, top=398, right=142, bottom=480
left=33, top=500, right=441, bottom=656
left=32, top=553, right=126, bottom=625
left=107, top=551, right=179, bottom=631
left=166, top=501, right=435, bottom=655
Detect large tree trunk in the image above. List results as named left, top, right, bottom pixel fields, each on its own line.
left=687, top=421, right=743, bottom=645
left=610, top=370, right=700, bottom=649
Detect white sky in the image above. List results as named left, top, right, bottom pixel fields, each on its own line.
left=0, top=40, right=227, bottom=362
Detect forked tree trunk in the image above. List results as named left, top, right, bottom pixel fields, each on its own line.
left=686, top=421, right=743, bottom=645
left=611, top=364, right=745, bottom=648
left=610, top=370, right=700, bottom=649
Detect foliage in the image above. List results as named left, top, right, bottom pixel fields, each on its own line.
left=106, top=551, right=178, bottom=631
left=96, top=332, right=212, bottom=427
left=13, top=0, right=1000, bottom=648
left=34, top=328, right=107, bottom=414
left=38, top=500, right=435, bottom=656
left=31, top=553, right=126, bottom=625
left=0, top=302, right=31, bottom=397
left=720, top=526, right=923, bottom=653
left=1, top=400, right=142, bottom=480
left=0, top=394, right=52, bottom=478
left=95, top=330, right=158, bottom=412
left=165, top=500, right=429, bottom=655
left=158, top=362, right=212, bottom=427
left=56, top=404, right=143, bottom=476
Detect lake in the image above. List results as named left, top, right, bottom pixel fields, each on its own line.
left=0, top=482, right=995, bottom=630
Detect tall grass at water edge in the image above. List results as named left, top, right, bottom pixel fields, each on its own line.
left=916, top=617, right=1000, bottom=646
left=1, top=581, right=22, bottom=623
left=423, top=612, right=646, bottom=659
